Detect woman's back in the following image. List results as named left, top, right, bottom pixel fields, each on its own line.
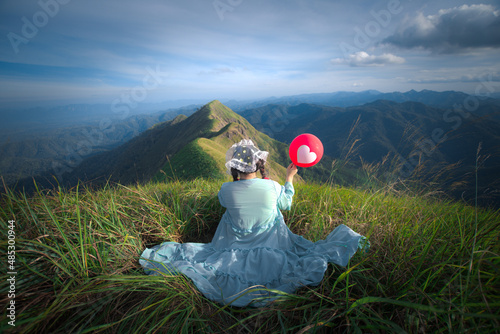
left=218, top=179, right=282, bottom=233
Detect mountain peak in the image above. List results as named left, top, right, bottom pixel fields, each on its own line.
left=190, top=100, right=249, bottom=133
left=206, top=99, right=223, bottom=106
left=149, top=100, right=291, bottom=182
left=204, top=99, right=235, bottom=116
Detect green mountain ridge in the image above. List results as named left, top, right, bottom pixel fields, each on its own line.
left=59, top=100, right=294, bottom=186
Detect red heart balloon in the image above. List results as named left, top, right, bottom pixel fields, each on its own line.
left=289, top=133, right=324, bottom=167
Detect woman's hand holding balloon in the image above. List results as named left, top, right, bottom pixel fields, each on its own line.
left=286, top=163, right=298, bottom=183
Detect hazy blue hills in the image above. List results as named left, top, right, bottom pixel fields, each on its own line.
left=0, top=103, right=202, bottom=142
left=226, top=89, right=497, bottom=110
left=0, top=105, right=199, bottom=186
left=240, top=100, right=500, bottom=206
left=240, top=100, right=500, bottom=165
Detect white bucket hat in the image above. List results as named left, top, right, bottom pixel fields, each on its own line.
left=225, top=139, right=269, bottom=174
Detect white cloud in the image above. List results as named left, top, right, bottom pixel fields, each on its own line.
left=331, top=51, right=405, bottom=67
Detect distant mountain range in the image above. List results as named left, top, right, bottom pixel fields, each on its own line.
left=0, top=105, right=199, bottom=186
left=0, top=104, right=202, bottom=142
left=2, top=90, right=500, bottom=207
left=4, top=89, right=498, bottom=139
left=5, top=88, right=488, bottom=186
left=240, top=100, right=500, bottom=166
left=226, top=89, right=500, bottom=111
left=240, top=100, right=500, bottom=206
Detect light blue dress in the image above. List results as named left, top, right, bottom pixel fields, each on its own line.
left=139, top=178, right=368, bottom=307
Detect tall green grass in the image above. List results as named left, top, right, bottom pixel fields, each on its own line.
left=1, top=178, right=499, bottom=333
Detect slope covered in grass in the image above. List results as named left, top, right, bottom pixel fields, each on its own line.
left=1, top=179, right=499, bottom=333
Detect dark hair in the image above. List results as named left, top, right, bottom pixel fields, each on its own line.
left=231, top=168, right=239, bottom=182
left=257, top=159, right=267, bottom=179
left=231, top=159, right=267, bottom=182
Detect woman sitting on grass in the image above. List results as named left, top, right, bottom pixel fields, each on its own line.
left=140, top=139, right=368, bottom=307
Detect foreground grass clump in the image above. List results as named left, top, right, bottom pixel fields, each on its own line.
left=0, top=179, right=499, bottom=333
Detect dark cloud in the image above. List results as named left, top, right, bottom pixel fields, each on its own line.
left=383, top=4, right=500, bottom=53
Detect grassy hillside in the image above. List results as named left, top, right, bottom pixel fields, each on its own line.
left=154, top=138, right=227, bottom=181
left=153, top=109, right=294, bottom=183
left=1, top=178, right=498, bottom=333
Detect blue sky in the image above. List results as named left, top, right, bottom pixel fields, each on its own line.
left=1, top=0, right=499, bottom=108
